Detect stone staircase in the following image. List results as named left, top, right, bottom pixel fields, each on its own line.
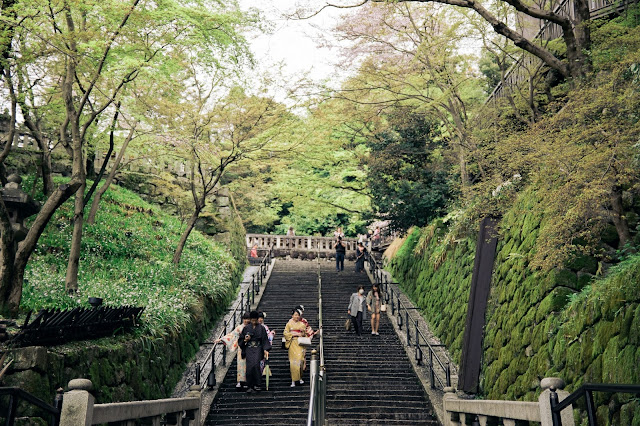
left=206, top=260, right=319, bottom=425
left=321, top=263, right=439, bottom=425
left=205, top=259, right=439, bottom=425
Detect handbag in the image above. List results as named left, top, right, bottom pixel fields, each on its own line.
left=380, top=304, right=387, bottom=312
left=298, top=337, right=312, bottom=347
left=344, top=317, right=352, bottom=330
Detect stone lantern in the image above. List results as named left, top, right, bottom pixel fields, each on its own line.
left=0, top=174, right=40, bottom=241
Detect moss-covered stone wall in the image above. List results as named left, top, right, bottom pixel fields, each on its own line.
left=387, top=224, right=475, bottom=364
left=388, top=190, right=640, bottom=425
left=3, top=286, right=234, bottom=420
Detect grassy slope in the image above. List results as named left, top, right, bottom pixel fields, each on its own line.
left=21, top=180, right=243, bottom=337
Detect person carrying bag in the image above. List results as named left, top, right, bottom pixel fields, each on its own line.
left=347, top=285, right=367, bottom=337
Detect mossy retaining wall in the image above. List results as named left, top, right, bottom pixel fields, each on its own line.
left=2, top=205, right=247, bottom=421
left=388, top=190, right=640, bottom=425
left=3, top=289, right=234, bottom=419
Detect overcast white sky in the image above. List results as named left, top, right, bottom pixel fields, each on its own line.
left=237, top=1, right=357, bottom=97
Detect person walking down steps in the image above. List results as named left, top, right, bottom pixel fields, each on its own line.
left=239, top=311, right=271, bottom=393
left=366, top=284, right=385, bottom=335
left=347, top=285, right=367, bottom=337
left=215, top=312, right=250, bottom=389
left=333, top=236, right=346, bottom=272
left=258, top=312, right=275, bottom=375
left=355, top=242, right=367, bottom=273
left=284, top=306, right=318, bottom=387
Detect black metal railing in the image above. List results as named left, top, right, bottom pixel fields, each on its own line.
left=550, top=383, right=640, bottom=426
left=371, top=225, right=395, bottom=250
left=193, top=245, right=273, bottom=390
left=368, top=256, right=452, bottom=389
left=0, top=387, right=63, bottom=426
left=307, top=246, right=326, bottom=426
left=10, top=305, right=144, bottom=347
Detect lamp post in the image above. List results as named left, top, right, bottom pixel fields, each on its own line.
left=1, top=174, right=40, bottom=241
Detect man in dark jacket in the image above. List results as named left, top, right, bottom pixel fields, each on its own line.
left=333, top=236, right=346, bottom=272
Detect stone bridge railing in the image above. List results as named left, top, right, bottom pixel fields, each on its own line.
left=443, top=378, right=574, bottom=426
left=246, top=234, right=359, bottom=258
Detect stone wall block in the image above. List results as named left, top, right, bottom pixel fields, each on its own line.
left=11, top=346, right=48, bottom=372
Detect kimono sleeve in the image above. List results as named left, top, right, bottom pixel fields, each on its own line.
left=261, top=325, right=272, bottom=351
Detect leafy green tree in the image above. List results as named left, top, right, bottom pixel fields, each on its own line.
left=364, top=111, right=452, bottom=231
left=225, top=98, right=372, bottom=236
left=0, top=0, right=256, bottom=314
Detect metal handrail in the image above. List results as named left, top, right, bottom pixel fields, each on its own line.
left=550, top=383, right=640, bottom=426
left=0, top=387, right=63, bottom=426
left=193, top=244, right=274, bottom=390
left=368, top=256, right=452, bottom=389
left=307, top=244, right=326, bottom=426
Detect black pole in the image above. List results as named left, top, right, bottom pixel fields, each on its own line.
left=195, top=363, right=201, bottom=386
left=52, top=387, right=64, bottom=426
left=585, top=389, right=597, bottom=426
left=7, top=394, right=18, bottom=426
left=446, top=362, right=451, bottom=387
left=406, top=311, right=410, bottom=344
left=391, top=289, right=395, bottom=315
left=429, top=347, right=436, bottom=389
left=207, top=352, right=216, bottom=388
left=429, top=349, right=435, bottom=389
left=550, top=389, right=562, bottom=426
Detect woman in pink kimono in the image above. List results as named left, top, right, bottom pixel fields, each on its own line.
left=216, top=312, right=250, bottom=388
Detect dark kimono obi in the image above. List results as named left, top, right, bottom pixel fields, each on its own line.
left=247, top=341, right=261, bottom=348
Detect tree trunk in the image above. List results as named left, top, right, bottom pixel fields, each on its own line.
left=86, top=127, right=133, bottom=224
left=25, top=122, right=54, bottom=196
left=65, top=181, right=86, bottom=292
left=458, top=143, right=469, bottom=192
left=0, top=198, right=17, bottom=316
left=610, top=185, right=631, bottom=248
left=572, top=0, right=592, bottom=76
left=172, top=207, right=202, bottom=265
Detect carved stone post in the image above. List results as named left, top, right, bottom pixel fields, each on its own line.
left=59, top=379, right=95, bottom=426
left=443, top=387, right=461, bottom=426
left=186, top=384, right=202, bottom=426
left=538, top=377, right=574, bottom=426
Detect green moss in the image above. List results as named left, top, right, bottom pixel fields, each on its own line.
left=389, top=183, right=640, bottom=424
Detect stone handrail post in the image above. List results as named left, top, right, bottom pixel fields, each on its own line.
left=59, top=379, right=95, bottom=426
left=442, top=377, right=574, bottom=426
left=538, top=377, right=574, bottom=426
left=59, top=379, right=201, bottom=426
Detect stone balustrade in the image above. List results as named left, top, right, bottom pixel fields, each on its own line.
left=60, top=379, right=201, bottom=426
left=443, top=378, right=574, bottom=426
left=246, top=234, right=359, bottom=253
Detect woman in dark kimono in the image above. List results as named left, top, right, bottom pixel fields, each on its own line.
left=239, top=310, right=272, bottom=392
